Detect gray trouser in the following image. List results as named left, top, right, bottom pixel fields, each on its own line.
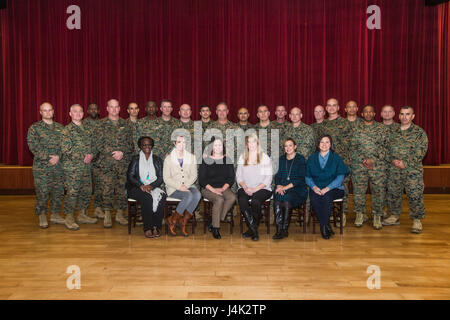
left=202, top=188, right=236, bottom=228
left=170, top=187, right=202, bottom=215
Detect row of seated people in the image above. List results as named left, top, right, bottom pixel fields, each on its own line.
left=128, top=132, right=348, bottom=240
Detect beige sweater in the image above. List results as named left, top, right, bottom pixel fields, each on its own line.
left=163, top=148, right=198, bottom=196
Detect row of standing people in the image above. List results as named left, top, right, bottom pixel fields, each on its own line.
left=27, top=98, right=428, bottom=235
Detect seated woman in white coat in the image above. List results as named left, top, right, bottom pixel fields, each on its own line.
left=163, top=134, right=201, bottom=237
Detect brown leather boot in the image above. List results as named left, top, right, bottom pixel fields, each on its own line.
left=167, top=213, right=178, bottom=236
left=181, top=211, right=193, bottom=237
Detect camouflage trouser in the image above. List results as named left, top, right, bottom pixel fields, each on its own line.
left=387, top=167, right=425, bottom=219
left=64, top=167, right=92, bottom=214
left=352, top=165, right=386, bottom=217
left=32, top=165, right=64, bottom=215
left=99, top=164, right=128, bottom=211
left=343, top=175, right=350, bottom=215
left=92, top=165, right=103, bottom=208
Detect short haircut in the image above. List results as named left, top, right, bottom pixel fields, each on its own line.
left=400, top=105, right=415, bottom=113
left=200, top=104, right=210, bottom=111
left=217, top=102, right=228, bottom=109
left=160, top=99, right=172, bottom=106
left=362, top=104, right=375, bottom=112
left=138, top=136, right=154, bottom=149
left=145, top=100, right=156, bottom=106
left=257, top=104, right=268, bottom=110
left=70, top=104, right=82, bottom=112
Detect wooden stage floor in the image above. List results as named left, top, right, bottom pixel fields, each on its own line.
left=0, top=195, right=449, bottom=300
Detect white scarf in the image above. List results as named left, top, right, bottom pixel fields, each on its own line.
left=139, top=151, right=165, bottom=212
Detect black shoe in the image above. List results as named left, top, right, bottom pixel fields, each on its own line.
left=281, top=206, right=292, bottom=237
left=327, top=224, right=335, bottom=236
left=212, top=228, right=221, bottom=239
left=320, top=225, right=330, bottom=240
left=272, top=229, right=284, bottom=240
left=242, top=210, right=258, bottom=234
left=242, top=229, right=254, bottom=238
left=281, top=229, right=289, bottom=238
left=251, top=231, right=259, bottom=241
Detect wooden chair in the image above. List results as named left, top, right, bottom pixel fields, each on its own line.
left=239, top=198, right=271, bottom=235
left=164, top=197, right=197, bottom=235
left=291, top=202, right=307, bottom=233
left=127, top=198, right=138, bottom=235
left=202, top=198, right=235, bottom=234
left=310, top=198, right=344, bottom=235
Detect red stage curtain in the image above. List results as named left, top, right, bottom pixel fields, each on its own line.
left=1, top=0, right=449, bottom=165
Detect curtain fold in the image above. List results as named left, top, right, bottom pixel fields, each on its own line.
left=1, top=0, right=448, bottom=165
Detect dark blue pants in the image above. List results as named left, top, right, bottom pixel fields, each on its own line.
left=309, top=188, right=344, bottom=226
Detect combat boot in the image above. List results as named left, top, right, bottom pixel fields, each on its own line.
left=77, top=209, right=98, bottom=224
left=373, top=215, right=382, bottom=230
left=354, top=213, right=364, bottom=227
left=382, top=214, right=400, bottom=226
left=94, top=207, right=105, bottom=219
left=411, top=219, right=422, bottom=234
left=50, top=213, right=65, bottom=225
left=336, top=214, right=346, bottom=227
left=39, top=214, right=49, bottom=229
left=115, top=209, right=128, bottom=226
left=363, top=213, right=370, bottom=223
left=104, top=210, right=112, bottom=228
left=64, top=213, right=80, bottom=231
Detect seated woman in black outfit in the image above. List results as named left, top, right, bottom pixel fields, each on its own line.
left=306, top=135, right=350, bottom=239
left=273, top=138, right=307, bottom=240
left=126, top=136, right=167, bottom=238
left=198, top=137, right=236, bottom=239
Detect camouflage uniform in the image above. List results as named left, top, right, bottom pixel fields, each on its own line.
left=237, top=122, right=254, bottom=131
left=350, top=122, right=389, bottom=218
left=382, top=122, right=401, bottom=211
left=194, top=120, right=215, bottom=156
left=125, top=117, right=140, bottom=155
left=347, top=117, right=364, bottom=131
left=95, top=118, right=134, bottom=211
left=254, top=122, right=283, bottom=160
left=387, top=124, right=428, bottom=219
left=311, top=121, right=324, bottom=145
left=284, top=122, right=315, bottom=161
left=318, top=116, right=353, bottom=215
left=82, top=117, right=103, bottom=209
left=61, top=122, right=95, bottom=214
left=178, top=120, right=196, bottom=153
left=147, top=117, right=181, bottom=159
left=27, top=121, right=65, bottom=215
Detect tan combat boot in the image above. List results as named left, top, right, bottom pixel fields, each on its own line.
left=77, top=209, right=98, bottom=224
left=363, top=213, right=370, bottom=223
left=65, top=213, right=80, bottom=231
left=115, top=209, right=128, bottom=226
left=382, top=214, right=400, bottom=226
left=104, top=210, right=112, bottom=228
left=50, top=213, right=65, bottom=224
left=373, top=215, right=382, bottom=230
left=354, top=213, right=364, bottom=227
left=94, top=207, right=105, bottom=219
left=39, top=214, right=49, bottom=229
left=411, top=219, right=422, bottom=234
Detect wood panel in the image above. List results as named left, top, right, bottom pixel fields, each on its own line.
left=0, top=194, right=449, bottom=300
left=1, top=165, right=449, bottom=194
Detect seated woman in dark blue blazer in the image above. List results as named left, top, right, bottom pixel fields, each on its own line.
left=273, top=138, right=307, bottom=240
left=306, top=135, right=350, bottom=240
left=126, top=136, right=167, bottom=238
